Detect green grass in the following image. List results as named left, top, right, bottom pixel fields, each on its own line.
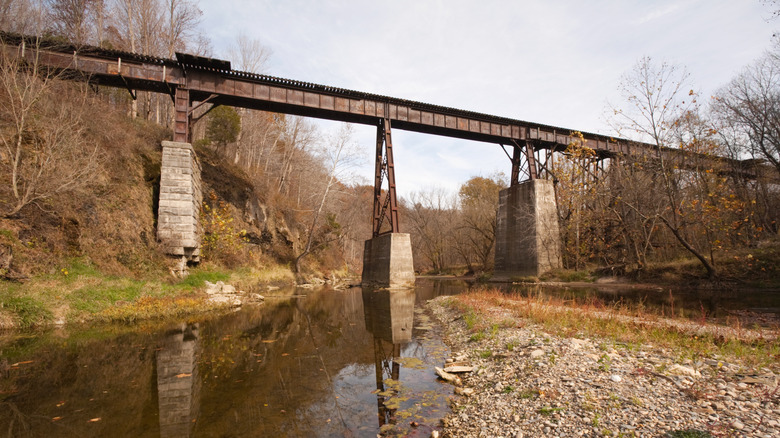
left=0, top=290, right=52, bottom=328
left=175, top=267, right=230, bottom=288
left=538, top=406, right=563, bottom=415
left=68, top=280, right=146, bottom=313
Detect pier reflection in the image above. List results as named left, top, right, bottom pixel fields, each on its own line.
left=361, top=287, right=415, bottom=427
left=156, top=323, right=200, bottom=438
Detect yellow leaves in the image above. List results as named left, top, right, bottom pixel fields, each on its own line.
left=175, top=373, right=192, bottom=378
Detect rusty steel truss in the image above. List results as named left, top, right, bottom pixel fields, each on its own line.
left=2, top=32, right=771, bottom=233
left=372, top=117, right=400, bottom=236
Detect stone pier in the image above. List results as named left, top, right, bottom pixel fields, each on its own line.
left=361, top=233, right=415, bottom=289
left=157, top=141, right=202, bottom=263
left=494, top=179, right=561, bottom=279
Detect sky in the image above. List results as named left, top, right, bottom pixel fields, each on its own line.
left=197, top=0, right=777, bottom=198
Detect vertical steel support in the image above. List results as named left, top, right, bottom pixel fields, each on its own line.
left=524, top=141, right=538, bottom=180
left=510, top=143, right=522, bottom=187
left=372, top=118, right=400, bottom=236
left=174, top=87, right=190, bottom=143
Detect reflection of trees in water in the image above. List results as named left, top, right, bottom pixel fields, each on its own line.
left=156, top=323, right=200, bottom=438
left=192, top=287, right=380, bottom=436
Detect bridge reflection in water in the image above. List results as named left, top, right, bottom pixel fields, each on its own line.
left=361, top=287, right=415, bottom=428
left=156, top=323, right=200, bottom=438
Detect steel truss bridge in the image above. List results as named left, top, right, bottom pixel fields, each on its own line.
left=1, top=32, right=767, bottom=236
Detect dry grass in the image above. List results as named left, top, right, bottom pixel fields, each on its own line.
left=444, top=288, right=780, bottom=370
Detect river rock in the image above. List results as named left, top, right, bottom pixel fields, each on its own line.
left=435, top=367, right=462, bottom=385
left=667, top=364, right=701, bottom=378
left=444, top=366, right=474, bottom=373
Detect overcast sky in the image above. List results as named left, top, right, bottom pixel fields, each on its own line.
left=198, top=0, right=776, bottom=197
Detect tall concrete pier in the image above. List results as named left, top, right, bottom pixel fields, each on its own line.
left=157, top=141, right=202, bottom=262
left=494, top=179, right=561, bottom=279
left=361, top=233, right=415, bottom=289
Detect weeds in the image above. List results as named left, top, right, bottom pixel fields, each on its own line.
left=538, top=406, right=563, bottom=415
left=598, top=353, right=612, bottom=372
left=518, top=388, right=539, bottom=399
left=444, top=288, right=779, bottom=369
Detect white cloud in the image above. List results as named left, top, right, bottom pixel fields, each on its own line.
left=198, top=0, right=774, bottom=198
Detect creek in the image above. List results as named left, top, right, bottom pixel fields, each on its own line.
left=0, top=279, right=777, bottom=437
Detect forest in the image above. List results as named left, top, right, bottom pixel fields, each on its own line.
left=0, top=0, right=779, bottom=288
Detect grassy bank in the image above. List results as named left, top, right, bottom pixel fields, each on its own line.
left=509, top=239, right=780, bottom=289
left=442, top=289, right=779, bottom=370
left=0, top=258, right=296, bottom=329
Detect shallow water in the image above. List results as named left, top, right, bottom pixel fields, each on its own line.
left=0, top=279, right=469, bottom=437
left=1, top=279, right=777, bottom=437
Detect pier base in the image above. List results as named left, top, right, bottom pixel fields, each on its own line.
left=494, top=179, right=561, bottom=279
left=361, top=233, right=415, bottom=289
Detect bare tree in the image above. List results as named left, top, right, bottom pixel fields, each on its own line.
left=404, top=187, right=458, bottom=273
left=609, top=57, right=717, bottom=278
left=0, top=41, right=101, bottom=217
left=47, top=0, right=98, bottom=45
left=713, top=52, right=780, bottom=177
left=1, top=0, right=47, bottom=34
left=228, top=31, right=271, bottom=74
left=294, top=124, right=361, bottom=273
left=164, top=0, right=200, bottom=57
left=456, top=174, right=506, bottom=271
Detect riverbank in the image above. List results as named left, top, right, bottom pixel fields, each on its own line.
left=0, top=260, right=305, bottom=329
left=427, top=290, right=780, bottom=438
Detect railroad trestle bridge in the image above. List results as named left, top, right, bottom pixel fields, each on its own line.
left=2, top=33, right=765, bottom=286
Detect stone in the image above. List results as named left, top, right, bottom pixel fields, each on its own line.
left=435, top=367, right=461, bottom=385
left=444, top=366, right=474, bottom=373
left=530, top=349, right=545, bottom=359
left=667, top=364, right=701, bottom=378
left=610, top=375, right=622, bottom=382
left=157, top=141, right=202, bottom=262
left=454, top=387, right=474, bottom=396
left=204, top=281, right=221, bottom=295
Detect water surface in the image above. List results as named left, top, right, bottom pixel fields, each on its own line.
left=0, top=279, right=468, bottom=437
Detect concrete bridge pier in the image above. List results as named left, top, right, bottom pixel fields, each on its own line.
left=157, top=141, right=202, bottom=268
left=494, top=179, right=561, bottom=279
left=361, top=233, right=415, bottom=289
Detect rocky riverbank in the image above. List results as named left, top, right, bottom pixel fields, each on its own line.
left=427, top=295, right=780, bottom=438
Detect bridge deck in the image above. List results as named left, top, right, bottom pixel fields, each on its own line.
left=1, top=31, right=764, bottom=176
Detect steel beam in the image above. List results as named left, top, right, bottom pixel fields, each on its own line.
left=174, top=87, right=190, bottom=143
left=372, top=118, right=400, bottom=236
